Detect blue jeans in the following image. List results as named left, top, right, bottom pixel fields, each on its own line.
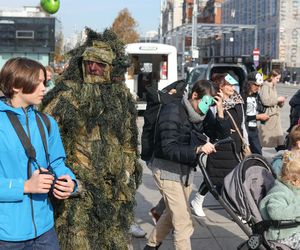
left=248, top=127, right=262, bottom=155
left=0, top=228, right=60, bottom=250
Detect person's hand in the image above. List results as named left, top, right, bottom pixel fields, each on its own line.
left=196, top=142, right=216, bottom=155
left=24, top=168, right=54, bottom=194
left=278, top=96, right=285, bottom=104
left=214, top=91, right=224, bottom=118
left=52, top=175, right=75, bottom=200
left=256, top=113, right=269, bottom=121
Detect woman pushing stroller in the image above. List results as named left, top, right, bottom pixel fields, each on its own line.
left=191, top=72, right=249, bottom=217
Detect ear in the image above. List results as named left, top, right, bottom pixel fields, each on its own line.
left=12, top=87, right=21, bottom=95
left=191, top=92, right=198, bottom=100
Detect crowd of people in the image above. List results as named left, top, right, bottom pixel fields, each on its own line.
left=142, top=69, right=300, bottom=250
left=1, top=54, right=300, bottom=250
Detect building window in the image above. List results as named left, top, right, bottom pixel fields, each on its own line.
left=271, top=0, right=277, bottom=16
left=16, top=30, right=34, bottom=39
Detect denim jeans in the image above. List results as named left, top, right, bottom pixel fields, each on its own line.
left=0, top=228, right=60, bottom=250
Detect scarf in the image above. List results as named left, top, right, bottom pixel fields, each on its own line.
left=223, top=91, right=244, bottom=110
left=182, top=95, right=206, bottom=123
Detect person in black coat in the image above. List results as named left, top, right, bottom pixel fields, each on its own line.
left=288, top=89, right=300, bottom=132
left=144, top=80, right=230, bottom=250
left=190, top=73, right=249, bottom=217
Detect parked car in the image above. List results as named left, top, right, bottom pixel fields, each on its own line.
left=186, top=63, right=248, bottom=94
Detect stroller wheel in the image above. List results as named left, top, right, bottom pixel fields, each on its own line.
left=247, top=234, right=262, bottom=249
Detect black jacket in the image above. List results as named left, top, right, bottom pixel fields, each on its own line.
left=154, top=100, right=230, bottom=168
left=288, top=89, right=300, bottom=132
left=206, top=103, right=245, bottom=187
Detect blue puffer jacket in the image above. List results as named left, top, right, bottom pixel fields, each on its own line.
left=0, top=100, right=76, bottom=241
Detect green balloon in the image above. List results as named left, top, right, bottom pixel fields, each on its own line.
left=40, top=0, right=60, bottom=14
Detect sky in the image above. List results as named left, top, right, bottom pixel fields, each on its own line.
left=0, top=0, right=161, bottom=38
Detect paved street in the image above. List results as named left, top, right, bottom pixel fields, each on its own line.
left=130, top=84, right=298, bottom=250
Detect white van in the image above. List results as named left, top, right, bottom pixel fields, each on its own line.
left=125, top=43, right=177, bottom=110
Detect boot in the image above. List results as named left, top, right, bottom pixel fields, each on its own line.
left=190, top=193, right=206, bottom=217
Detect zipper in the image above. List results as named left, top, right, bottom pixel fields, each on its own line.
left=24, top=108, right=37, bottom=238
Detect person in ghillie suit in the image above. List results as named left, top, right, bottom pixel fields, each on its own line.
left=41, top=28, right=142, bottom=250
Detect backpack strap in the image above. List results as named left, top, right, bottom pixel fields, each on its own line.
left=6, top=111, right=36, bottom=160
left=6, top=111, right=50, bottom=172
left=35, top=111, right=51, bottom=135
left=35, top=114, right=50, bottom=165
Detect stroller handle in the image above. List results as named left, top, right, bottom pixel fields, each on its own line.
left=213, top=137, right=234, bottom=148
left=198, top=136, right=238, bottom=200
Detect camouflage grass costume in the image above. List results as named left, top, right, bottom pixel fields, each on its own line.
left=41, top=28, right=142, bottom=250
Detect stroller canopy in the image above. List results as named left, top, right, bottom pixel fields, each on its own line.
left=222, top=154, right=275, bottom=223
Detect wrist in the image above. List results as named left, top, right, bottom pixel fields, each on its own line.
left=24, top=180, right=31, bottom=194
left=196, top=145, right=203, bottom=154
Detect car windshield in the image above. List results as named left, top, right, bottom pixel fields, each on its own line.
left=187, top=67, right=207, bottom=86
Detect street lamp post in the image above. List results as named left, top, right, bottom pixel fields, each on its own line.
left=191, top=0, right=198, bottom=65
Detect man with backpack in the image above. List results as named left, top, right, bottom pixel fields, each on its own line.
left=143, top=80, right=230, bottom=250
left=0, top=57, right=76, bottom=249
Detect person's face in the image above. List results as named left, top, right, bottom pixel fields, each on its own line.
left=250, top=83, right=261, bottom=94
left=220, top=83, right=235, bottom=98
left=12, top=69, right=46, bottom=108
left=46, top=70, right=52, bottom=81
left=190, top=92, right=212, bottom=114
left=84, top=60, right=106, bottom=76
left=271, top=75, right=281, bottom=85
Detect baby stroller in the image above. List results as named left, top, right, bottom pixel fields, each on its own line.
left=199, top=138, right=300, bottom=250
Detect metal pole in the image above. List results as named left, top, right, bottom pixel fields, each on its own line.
left=159, top=0, right=164, bottom=43
left=254, top=25, right=258, bottom=49
left=181, top=30, right=185, bottom=78
left=191, top=0, right=198, bottom=63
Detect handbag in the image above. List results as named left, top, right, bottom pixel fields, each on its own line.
left=226, top=111, right=251, bottom=158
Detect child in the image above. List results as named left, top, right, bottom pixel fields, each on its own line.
left=272, top=124, right=300, bottom=177
left=0, top=57, right=76, bottom=249
left=260, top=151, right=300, bottom=249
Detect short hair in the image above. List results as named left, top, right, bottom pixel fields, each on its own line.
left=267, top=69, right=281, bottom=82
left=281, top=151, right=300, bottom=185
left=45, top=65, right=54, bottom=74
left=289, top=125, right=300, bottom=147
left=191, top=80, right=215, bottom=99
left=0, top=57, right=46, bottom=98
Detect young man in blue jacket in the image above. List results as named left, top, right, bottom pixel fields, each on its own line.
left=0, top=57, right=76, bottom=249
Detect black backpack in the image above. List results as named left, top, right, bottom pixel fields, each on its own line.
left=141, top=80, right=187, bottom=161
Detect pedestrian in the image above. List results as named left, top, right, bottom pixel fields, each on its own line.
left=284, top=69, right=291, bottom=85
left=45, top=65, right=55, bottom=93
left=241, top=71, right=269, bottom=154
left=0, top=57, right=77, bottom=249
left=288, top=88, right=300, bottom=133
left=259, top=69, right=286, bottom=151
left=292, top=71, right=297, bottom=86
left=190, top=73, right=249, bottom=217
left=144, top=80, right=230, bottom=250
left=272, top=124, right=300, bottom=177
left=259, top=151, right=300, bottom=250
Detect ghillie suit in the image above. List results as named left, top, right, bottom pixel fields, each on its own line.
left=41, top=28, right=142, bottom=250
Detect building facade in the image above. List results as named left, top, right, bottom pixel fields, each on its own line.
left=222, top=0, right=300, bottom=68
left=0, top=6, right=58, bottom=68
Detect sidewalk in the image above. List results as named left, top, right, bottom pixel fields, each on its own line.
left=130, top=159, right=248, bottom=250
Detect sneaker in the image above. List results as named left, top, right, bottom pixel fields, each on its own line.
left=190, top=193, right=206, bottom=217
left=129, top=223, right=146, bottom=238
left=149, top=208, right=161, bottom=225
